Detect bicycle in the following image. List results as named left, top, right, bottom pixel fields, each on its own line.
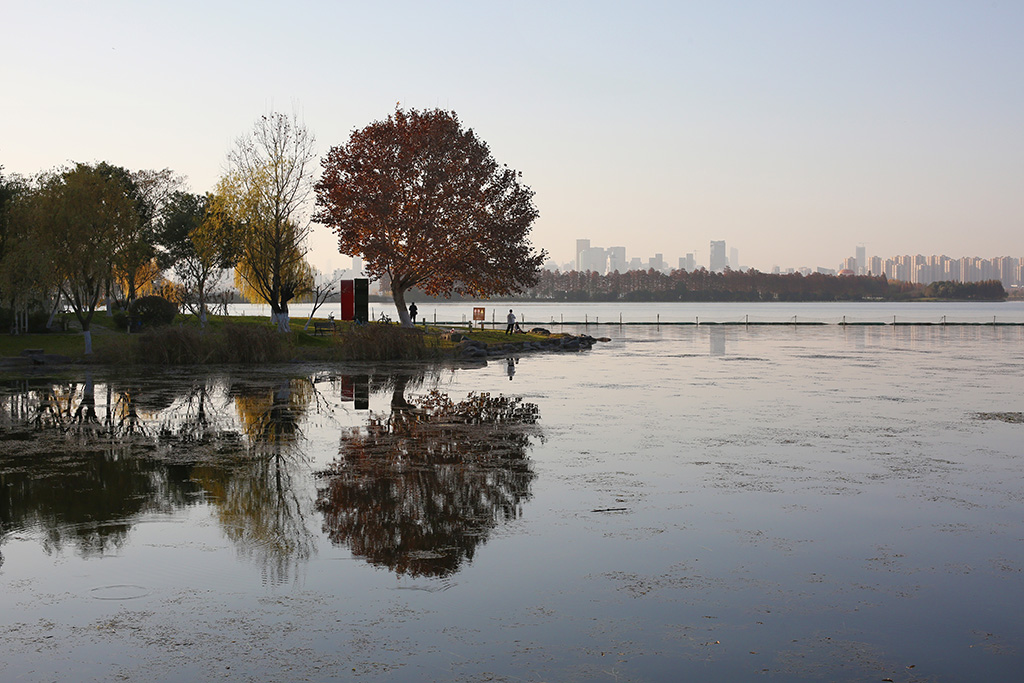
left=377, top=311, right=392, bottom=324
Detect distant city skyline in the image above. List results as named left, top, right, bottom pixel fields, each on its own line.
left=565, top=237, right=1024, bottom=288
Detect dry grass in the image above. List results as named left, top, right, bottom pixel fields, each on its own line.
left=93, top=324, right=291, bottom=365
left=335, top=323, right=441, bottom=361
left=2, top=316, right=556, bottom=366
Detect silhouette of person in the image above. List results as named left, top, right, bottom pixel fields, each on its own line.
left=506, top=309, right=516, bottom=335
left=409, top=302, right=418, bottom=324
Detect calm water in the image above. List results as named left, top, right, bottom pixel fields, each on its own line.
left=3, top=324, right=1024, bottom=681
left=235, top=299, right=1024, bottom=325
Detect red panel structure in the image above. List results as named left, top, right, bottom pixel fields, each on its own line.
left=340, top=280, right=355, bottom=321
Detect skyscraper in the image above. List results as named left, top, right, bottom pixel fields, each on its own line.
left=575, top=239, right=591, bottom=271
left=710, top=240, right=726, bottom=272
left=608, top=246, right=627, bottom=273
left=579, top=246, right=608, bottom=273
left=855, top=245, right=866, bottom=275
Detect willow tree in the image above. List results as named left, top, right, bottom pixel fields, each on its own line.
left=221, top=113, right=316, bottom=332
left=315, top=108, right=546, bottom=327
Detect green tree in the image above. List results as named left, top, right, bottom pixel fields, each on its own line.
left=158, top=191, right=238, bottom=327
left=0, top=168, right=43, bottom=331
left=315, top=107, right=546, bottom=327
left=24, top=164, right=139, bottom=353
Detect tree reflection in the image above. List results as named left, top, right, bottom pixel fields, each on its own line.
left=316, top=382, right=540, bottom=577
left=1, top=377, right=203, bottom=556
left=190, top=378, right=318, bottom=583
left=0, top=377, right=214, bottom=558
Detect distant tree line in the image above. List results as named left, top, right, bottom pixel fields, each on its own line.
left=514, top=269, right=1005, bottom=302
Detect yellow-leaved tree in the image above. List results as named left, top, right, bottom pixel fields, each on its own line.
left=220, top=113, right=316, bottom=332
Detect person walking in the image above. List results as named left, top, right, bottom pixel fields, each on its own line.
left=506, top=309, right=516, bottom=335
left=409, top=302, right=418, bottom=325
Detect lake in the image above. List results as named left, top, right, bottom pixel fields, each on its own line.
left=3, top=322, right=1024, bottom=681
left=235, top=299, right=1024, bottom=325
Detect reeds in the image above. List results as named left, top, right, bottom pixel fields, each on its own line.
left=93, top=322, right=444, bottom=365
left=336, top=324, right=439, bottom=361
left=96, top=324, right=290, bottom=365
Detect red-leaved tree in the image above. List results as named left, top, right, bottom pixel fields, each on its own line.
left=315, top=108, right=546, bottom=327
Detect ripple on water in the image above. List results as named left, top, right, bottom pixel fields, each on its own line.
left=89, top=584, right=151, bottom=600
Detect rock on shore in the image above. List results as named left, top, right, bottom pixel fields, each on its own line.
left=456, top=334, right=604, bottom=359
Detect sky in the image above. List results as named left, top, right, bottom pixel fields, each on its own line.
left=3, top=0, right=1023, bottom=274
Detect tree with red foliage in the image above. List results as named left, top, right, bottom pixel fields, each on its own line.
left=315, top=108, right=546, bottom=327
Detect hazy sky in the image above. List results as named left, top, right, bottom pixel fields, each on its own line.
left=3, top=1, right=1023, bottom=273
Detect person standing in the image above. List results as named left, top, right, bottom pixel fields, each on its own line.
left=409, top=302, right=418, bottom=325
left=506, top=309, right=516, bottom=335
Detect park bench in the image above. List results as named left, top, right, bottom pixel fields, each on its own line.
left=312, top=320, right=336, bottom=336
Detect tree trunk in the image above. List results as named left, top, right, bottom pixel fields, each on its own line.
left=83, top=329, right=93, bottom=355
left=277, top=301, right=291, bottom=333
left=391, top=284, right=413, bottom=327
left=46, top=292, right=61, bottom=330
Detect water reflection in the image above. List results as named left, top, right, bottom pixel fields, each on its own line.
left=1, top=376, right=205, bottom=557
left=1, top=373, right=322, bottom=580
left=316, top=378, right=540, bottom=577
left=2, top=369, right=540, bottom=581
left=194, top=378, right=319, bottom=583
left=709, top=327, right=726, bottom=356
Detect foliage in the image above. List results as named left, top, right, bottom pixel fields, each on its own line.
left=1, top=170, right=59, bottom=332
left=524, top=268, right=1010, bottom=302
left=129, top=295, right=178, bottom=327
left=158, top=191, right=238, bottom=326
left=316, top=107, right=546, bottom=327
left=222, top=112, right=317, bottom=332
left=0, top=167, right=17, bottom=277
left=17, top=163, right=140, bottom=353
left=527, top=268, right=892, bottom=302
left=316, top=386, right=538, bottom=577
left=922, top=280, right=1006, bottom=300
left=111, top=310, right=129, bottom=330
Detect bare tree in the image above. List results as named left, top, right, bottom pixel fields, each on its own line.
left=222, top=112, right=317, bottom=332
left=301, top=268, right=337, bottom=331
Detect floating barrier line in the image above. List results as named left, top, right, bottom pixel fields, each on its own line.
left=439, top=320, right=1024, bottom=327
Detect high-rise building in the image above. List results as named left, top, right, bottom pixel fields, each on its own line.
left=944, top=258, right=960, bottom=282
left=579, top=246, right=608, bottom=274
left=679, top=253, right=696, bottom=272
left=729, top=247, right=739, bottom=270
left=855, top=245, right=866, bottom=275
left=869, top=256, right=882, bottom=277
left=575, top=239, right=591, bottom=271
left=710, top=241, right=727, bottom=272
left=608, top=246, right=627, bottom=273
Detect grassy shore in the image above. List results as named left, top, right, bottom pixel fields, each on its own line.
left=0, top=313, right=559, bottom=365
